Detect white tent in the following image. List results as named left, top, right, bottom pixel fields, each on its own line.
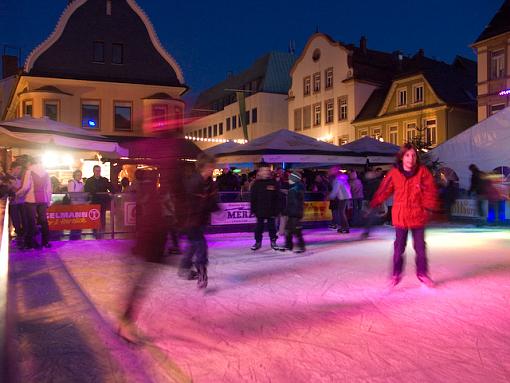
left=0, top=116, right=128, bottom=158
left=428, top=106, right=510, bottom=189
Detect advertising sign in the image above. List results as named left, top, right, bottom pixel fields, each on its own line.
left=47, top=204, right=101, bottom=230
left=124, top=202, right=137, bottom=226
left=451, top=199, right=485, bottom=218
left=302, top=201, right=332, bottom=222
left=211, top=203, right=256, bottom=225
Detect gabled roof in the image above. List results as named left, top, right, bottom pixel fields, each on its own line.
left=474, top=0, right=510, bottom=44
left=354, top=54, right=476, bottom=122
left=340, top=136, right=399, bottom=156
left=193, top=51, right=295, bottom=110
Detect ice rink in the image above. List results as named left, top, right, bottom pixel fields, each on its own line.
left=10, top=225, right=510, bottom=382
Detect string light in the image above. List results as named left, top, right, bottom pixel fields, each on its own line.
left=184, top=136, right=248, bottom=144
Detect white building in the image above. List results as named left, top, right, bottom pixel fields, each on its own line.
left=288, top=33, right=403, bottom=146
left=184, top=52, right=295, bottom=149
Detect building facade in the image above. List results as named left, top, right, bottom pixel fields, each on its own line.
left=288, top=33, right=400, bottom=146
left=352, top=55, right=477, bottom=147
left=0, top=0, right=187, bottom=137
left=471, top=0, right=510, bottom=122
left=184, top=52, right=295, bottom=149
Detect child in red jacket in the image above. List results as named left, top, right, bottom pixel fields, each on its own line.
left=370, top=144, right=439, bottom=287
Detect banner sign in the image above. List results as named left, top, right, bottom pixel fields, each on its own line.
left=47, top=204, right=101, bottom=230
left=451, top=199, right=485, bottom=218
left=302, top=201, right=332, bottom=222
left=211, top=202, right=256, bottom=225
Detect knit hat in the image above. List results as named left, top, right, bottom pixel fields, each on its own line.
left=289, top=171, right=302, bottom=183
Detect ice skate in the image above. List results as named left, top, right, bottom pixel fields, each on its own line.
left=251, top=241, right=262, bottom=251
left=197, top=265, right=208, bottom=289
left=270, top=240, right=279, bottom=250
left=389, top=275, right=401, bottom=288
left=417, top=274, right=435, bottom=288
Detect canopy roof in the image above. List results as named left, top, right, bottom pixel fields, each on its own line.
left=340, top=136, right=400, bottom=156
left=428, top=106, right=510, bottom=189
left=0, top=116, right=127, bottom=157
left=119, top=136, right=202, bottom=161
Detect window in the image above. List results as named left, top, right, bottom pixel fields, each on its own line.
left=423, top=119, right=437, bottom=146
left=252, top=108, right=258, bottom=123
left=338, top=136, right=349, bottom=145
left=152, top=104, right=168, bottom=129
left=313, top=72, right=321, bottom=93
left=232, top=115, right=237, bottom=129
left=207, top=126, right=212, bottom=137
left=114, top=102, right=132, bottom=131
left=389, top=125, right=398, bottom=145
left=22, top=100, right=33, bottom=117
left=303, top=105, right=311, bottom=130
left=325, top=99, right=334, bottom=123
left=112, top=43, right=123, bottom=64
left=294, top=108, right=302, bottom=131
left=490, top=49, right=505, bottom=79
left=245, top=110, right=250, bottom=125
left=313, top=103, right=321, bottom=126
left=81, top=101, right=99, bottom=129
left=226, top=117, right=231, bottom=131
left=198, top=129, right=202, bottom=138
left=371, top=127, right=382, bottom=140
left=202, top=127, right=206, bottom=137
left=238, top=115, right=241, bottom=127
left=213, top=124, right=218, bottom=136
left=413, top=84, right=424, bottom=103
left=359, top=129, right=369, bottom=138
left=303, top=76, right=311, bottom=96
left=219, top=122, right=223, bottom=135
left=406, top=122, right=417, bottom=143
left=397, top=88, right=407, bottom=107
left=93, top=41, right=104, bottom=63
left=338, top=96, right=348, bottom=121
left=490, top=103, right=506, bottom=115
left=44, top=100, right=59, bottom=121
left=325, top=68, right=333, bottom=89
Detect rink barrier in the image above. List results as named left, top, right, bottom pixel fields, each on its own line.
left=0, top=198, right=14, bottom=382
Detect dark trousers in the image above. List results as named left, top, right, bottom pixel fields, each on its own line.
left=180, top=226, right=208, bottom=269
left=92, top=203, right=107, bottom=239
left=254, top=217, right=277, bottom=242
left=351, top=198, right=363, bottom=225
left=393, top=227, right=428, bottom=277
left=25, top=203, right=49, bottom=246
left=285, top=216, right=305, bottom=250
left=338, top=199, right=349, bottom=230
left=9, top=203, right=25, bottom=238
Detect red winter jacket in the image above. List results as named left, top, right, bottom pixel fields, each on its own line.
left=370, top=165, right=439, bottom=228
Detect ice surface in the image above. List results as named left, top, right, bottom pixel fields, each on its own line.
left=10, top=226, right=510, bottom=382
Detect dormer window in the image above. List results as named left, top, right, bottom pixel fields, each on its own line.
left=397, top=88, right=407, bottom=107
left=93, top=41, right=104, bottom=63
left=112, top=43, right=123, bottom=64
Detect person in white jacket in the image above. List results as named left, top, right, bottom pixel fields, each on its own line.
left=16, top=157, right=52, bottom=249
left=329, top=172, right=352, bottom=233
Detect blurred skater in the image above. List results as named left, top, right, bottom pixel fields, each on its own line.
left=282, top=171, right=306, bottom=253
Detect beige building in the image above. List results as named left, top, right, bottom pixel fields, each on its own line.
left=352, top=55, right=477, bottom=147
left=288, top=33, right=400, bottom=146
left=471, top=0, right=510, bottom=121
left=0, top=0, right=187, bottom=138
left=184, top=52, right=295, bottom=149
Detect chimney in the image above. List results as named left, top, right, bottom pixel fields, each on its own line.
left=417, top=48, right=424, bottom=58
left=360, top=36, right=367, bottom=54
left=2, top=55, right=19, bottom=79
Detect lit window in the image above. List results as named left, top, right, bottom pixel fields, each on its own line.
left=389, top=125, right=398, bottom=145
left=423, top=119, right=437, bottom=146
left=114, top=102, right=132, bottom=131
left=371, top=127, right=382, bottom=140
left=359, top=129, right=369, bottom=138
left=22, top=100, right=33, bottom=117
left=339, top=136, right=349, bottom=145
left=82, top=100, right=100, bottom=129
left=406, top=122, right=417, bottom=143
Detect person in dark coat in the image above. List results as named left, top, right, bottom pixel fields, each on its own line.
left=84, top=165, right=112, bottom=239
left=283, top=171, right=306, bottom=253
left=250, top=167, right=281, bottom=250
left=178, top=154, right=218, bottom=288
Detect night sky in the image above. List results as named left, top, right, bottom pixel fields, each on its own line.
left=0, top=0, right=503, bottom=105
